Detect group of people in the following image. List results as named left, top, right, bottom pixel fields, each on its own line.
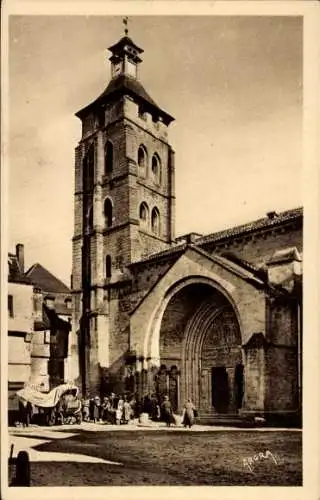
left=161, top=396, right=197, bottom=428
left=81, top=393, right=134, bottom=425
left=81, top=392, right=198, bottom=428
left=16, top=391, right=198, bottom=428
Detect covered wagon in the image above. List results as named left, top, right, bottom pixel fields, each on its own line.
left=16, top=383, right=82, bottom=426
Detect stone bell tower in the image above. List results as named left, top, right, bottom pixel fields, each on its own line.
left=68, top=25, right=175, bottom=395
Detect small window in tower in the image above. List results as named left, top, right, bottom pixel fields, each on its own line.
left=105, top=255, right=112, bottom=279
left=138, top=145, right=148, bottom=175
left=139, top=202, right=149, bottom=226
left=105, top=141, right=113, bottom=174
left=87, top=206, right=93, bottom=230
left=151, top=207, right=160, bottom=235
left=83, top=143, right=95, bottom=191
left=104, top=198, right=113, bottom=228
left=151, top=154, right=161, bottom=185
left=8, top=295, right=14, bottom=318
left=65, top=298, right=72, bottom=309
left=138, top=106, right=147, bottom=121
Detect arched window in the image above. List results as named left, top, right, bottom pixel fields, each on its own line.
left=151, top=207, right=160, bottom=235
left=105, top=255, right=112, bottom=279
left=138, top=145, right=147, bottom=175
left=83, top=143, right=95, bottom=191
left=104, top=198, right=113, bottom=228
left=151, top=153, right=161, bottom=184
left=105, top=141, right=113, bottom=174
left=139, top=202, right=149, bottom=225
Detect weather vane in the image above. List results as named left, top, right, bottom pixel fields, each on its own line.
left=123, top=17, right=129, bottom=36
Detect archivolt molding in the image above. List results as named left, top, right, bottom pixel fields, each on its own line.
left=144, top=275, right=244, bottom=362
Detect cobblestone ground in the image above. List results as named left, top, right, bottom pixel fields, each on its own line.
left=8, top=423, right=302, bottom=486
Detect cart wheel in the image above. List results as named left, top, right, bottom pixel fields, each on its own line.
left=15, top=451, right=30, bottom=486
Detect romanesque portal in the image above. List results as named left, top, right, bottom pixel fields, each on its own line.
left=157, top=283, right=244, bottom=418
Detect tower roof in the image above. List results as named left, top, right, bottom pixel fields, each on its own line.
left=108, top=36, right=144, bottom=58
left=76, top=73, right=174, bottom=125
left=76, top=32, right=174, bottom=125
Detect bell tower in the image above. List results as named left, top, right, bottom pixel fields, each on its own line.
left=69, top=24, right=175, bottom=394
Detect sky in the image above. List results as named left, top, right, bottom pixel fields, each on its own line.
left=8, top=15, right=302, bottom=285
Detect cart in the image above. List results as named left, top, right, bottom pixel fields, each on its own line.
left=16, top=383, right=81, bottom=426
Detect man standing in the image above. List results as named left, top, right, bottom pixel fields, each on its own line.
left=161, top=395, right=174, bottom=427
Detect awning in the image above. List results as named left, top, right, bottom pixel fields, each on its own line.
left=16, top=383, right=78, bottom=408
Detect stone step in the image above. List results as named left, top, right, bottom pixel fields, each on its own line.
left=197, top=412, right=252, bottom=427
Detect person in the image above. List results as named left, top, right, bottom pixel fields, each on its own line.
left=182, top=398, right=196, bottom=428
left=93, top=396, right=100, bottom=423
left=161, top=395, right=174, bottom=427
left=89, top=397, right=95, bottom=422
left=101, top=396, right=109, bottom=422
left=19, top=400, right=28, bottom=427
left=108, top=393, right=117, bottom=424
left=55, top=400, right=63, bottom=425
left=143, top=394, right=152, bottom=417
left=82, top=397, right=90, bottom=422
left=150, top=394, right=159, bottom=421
left=116, top=396, right=124, bottom=425
left=122, top=395, right=132, bottom=424
left=25, top=402, right=33, bottom=427
left=128, top=395, right=137, bottom=421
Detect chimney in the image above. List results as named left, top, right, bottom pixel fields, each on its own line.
left=266, top=211, right=278, bottom=220
left=16, top=244, right=24, bottom=273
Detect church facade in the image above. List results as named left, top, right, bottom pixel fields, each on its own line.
left=68, top=34, right=302, bottom=424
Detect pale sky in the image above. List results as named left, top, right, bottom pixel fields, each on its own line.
left=8, top=15, right=302, bottom=285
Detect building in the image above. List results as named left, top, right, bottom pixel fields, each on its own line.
left=25, top=263, right=72, bottom=323
left=69, top=33, right=303, bottom=424
left=8, top=245, right=71, bottom=421
left=8, top=245, right=34, bottom=404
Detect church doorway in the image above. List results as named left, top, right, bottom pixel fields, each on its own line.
left=212, top=367, right=230, bottom=413
left=158, top=281, right=243, bottom=419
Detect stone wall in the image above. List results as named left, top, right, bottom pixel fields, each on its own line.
left=265, top=346, right=298, bottom=412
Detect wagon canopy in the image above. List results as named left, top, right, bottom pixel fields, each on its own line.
left=16, top=383, right=79, bottom=408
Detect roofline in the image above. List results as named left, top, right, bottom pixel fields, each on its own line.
left=108, top=36, right=144, bottom=55
left=196, top=207, right=303, bottom=247
left=187, top=245, right=266, bottom=287
left=129, top=244, right=272, bottom=318
left=75, top=82, right=174, bottom=124
left=8, top=277, right=33, bottom=285
left=128, top=207, right=302, bottom=269
left=129, top=242, right=187, bottom=268
left=24, top=263, right=71, bottom=293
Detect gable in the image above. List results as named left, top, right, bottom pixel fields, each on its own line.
left=25, top=263, right=71, bottom=294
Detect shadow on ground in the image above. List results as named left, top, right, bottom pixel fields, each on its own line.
left=13, top=428, right=303, bottom=486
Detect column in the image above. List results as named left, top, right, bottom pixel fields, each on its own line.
left=225, top=367, right=236, bottom=413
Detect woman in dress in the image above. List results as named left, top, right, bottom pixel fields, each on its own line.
left=116, top=396, right=124, bottom=425
left=122, top=396, right=132, bottom=424
left=182, top=399, right=196, bottom=428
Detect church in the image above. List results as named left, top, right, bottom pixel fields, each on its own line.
left=68, top=31, right=303, bottom=425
